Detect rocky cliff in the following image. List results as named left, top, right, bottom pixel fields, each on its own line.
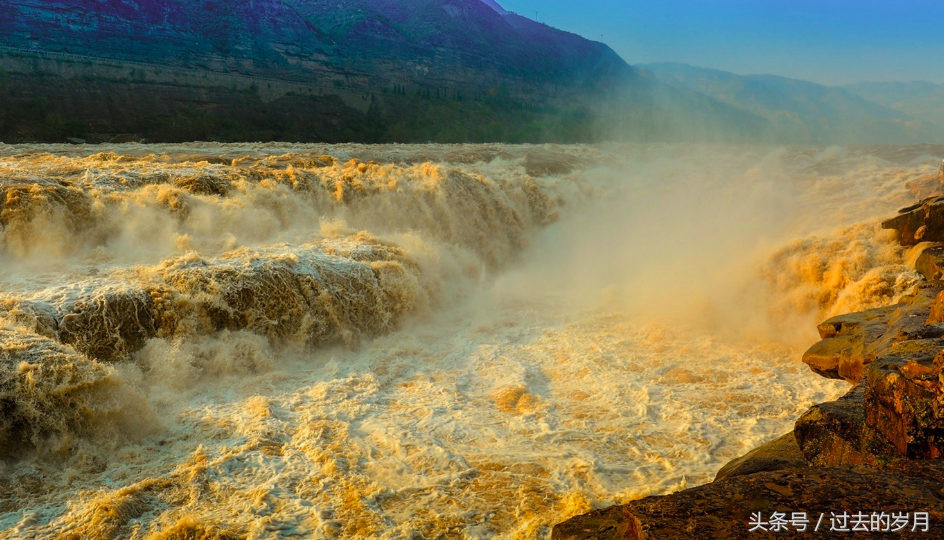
left=554, top=167, right=944, bottom=539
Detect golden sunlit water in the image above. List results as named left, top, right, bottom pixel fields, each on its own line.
left=0, top=142, right=940, bottom=539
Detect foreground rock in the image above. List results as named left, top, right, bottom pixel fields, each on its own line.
left=714, top=432, right=807, bottom=481
left=554, top=462, right=944, bottom=539
left=800, top=281, right=944, bottom=383
left=794, top=264, right=944, bottom=465
left=882, top=196, right=944, bottom=246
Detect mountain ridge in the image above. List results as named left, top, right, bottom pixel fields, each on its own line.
left=641, top=62, right=944, bottom=144
left=1, top=3, right=939, bottom=144
left=0, top=0, right=779, bottom=143
left=0, top=0, right=661, bottom=142
left=843, top=80, right=944, bottom=127
left=1, top=0, right=634, bottom=101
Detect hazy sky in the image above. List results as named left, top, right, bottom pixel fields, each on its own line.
left=497, top=0, right=944, bottom=86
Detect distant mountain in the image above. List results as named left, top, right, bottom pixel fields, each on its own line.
left=641, top=63, right=944, bottom=144
left=0, top=0, right=779, bottom=143
left=843, top=81, right=944, bottom=127
left=3, top=2, right=932, bottom=144
left=478, top=0, right=508, bottom=15
left=0, top=0, right=632, bottom=98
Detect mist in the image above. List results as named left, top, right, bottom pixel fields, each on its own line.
left=0, top=142, right=940, bottom=538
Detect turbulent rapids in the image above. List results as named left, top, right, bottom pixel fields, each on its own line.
left=0, top=142, right=941, bottom=539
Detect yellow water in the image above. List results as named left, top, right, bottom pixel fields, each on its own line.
left=0, top=142, right=941, bottom=539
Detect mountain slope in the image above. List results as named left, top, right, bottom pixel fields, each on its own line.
left=642, top=63, right=944, bottom=144
left=843, top=81, right=944, bottom=127
left=0, top=0, right=780, bottom=143
left=0, top=0, right=661, bottom=142
left=1, top=0, right=633, bottom=101
left=5, top=1, right=906, bottom=144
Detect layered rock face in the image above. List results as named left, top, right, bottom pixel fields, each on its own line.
left=554, top=180, right=944, bottom=539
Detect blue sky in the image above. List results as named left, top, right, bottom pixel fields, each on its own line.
left=497, top=0, right=944, bottom=85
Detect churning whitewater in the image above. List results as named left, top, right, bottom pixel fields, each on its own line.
left=0, top=143, right=940, bottom=539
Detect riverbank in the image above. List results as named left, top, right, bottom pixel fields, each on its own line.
left=553, top=179, right=944, bottom=539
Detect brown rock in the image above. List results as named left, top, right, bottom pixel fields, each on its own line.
left=864, top=351, right=944, bottom=459
left=881, top=196, right=944, bottom=246
left=802, top=334, right=866, bottom=381
left=794, top=384, right=882, bottom=466
left=714, top=432, right=807, bottom=482
left=895, top=279, right=944, bottom=308
left=552, top=506, right=643, bottom=540
left=796, top=338, right=944, bottom=466
left=923, top=289, right=944, bottom=325
left=553, top=462, right=944, bottom=539
left=803, top=306, right=895, bottom=383
left=914, top=245, right=944, bottom=281
left=866, top=305, right=944, bottom=359
left=803, top=292, right=944, bottom=383
left=815, top=306, right=893, bottom=340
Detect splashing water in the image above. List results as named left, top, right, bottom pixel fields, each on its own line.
left=0, top=142, right=941, bottom=539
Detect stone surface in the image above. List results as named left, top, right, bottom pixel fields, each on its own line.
left=796, top=339, right=944, bottom=466
left=552, top=506, right=643, bottom=540
left=794, top=384, right=882, bottom=466
left=882, top=196, right=944, bottom=246
left=915, top=245, right=944, bottom=281
left=925, top=289, right=944, bottom=324
left=865, top=350, right=944, bottom=459
left=802, top=284, right=944, bottom=383
left=553, top=462, right=944, bottom=539
left=714, top=432, right=807, bottom=481
left=802, top=332, right=872, bottom=381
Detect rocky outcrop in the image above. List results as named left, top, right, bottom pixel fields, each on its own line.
left=800, top=282, right=944, bottom=383
left=554, top=186, right=944, bottom=539
left=794, top=257, right=944, bottom=465
left=713, top=432, right=807, bottom=481
left=915, top=246, right=944, bottom=281
left=554, top=462, right=944, bottom=539
left=881, top=197, right=944, bottom=246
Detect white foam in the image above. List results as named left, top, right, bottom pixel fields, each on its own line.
left=1, top=142, right=941, bottom=539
